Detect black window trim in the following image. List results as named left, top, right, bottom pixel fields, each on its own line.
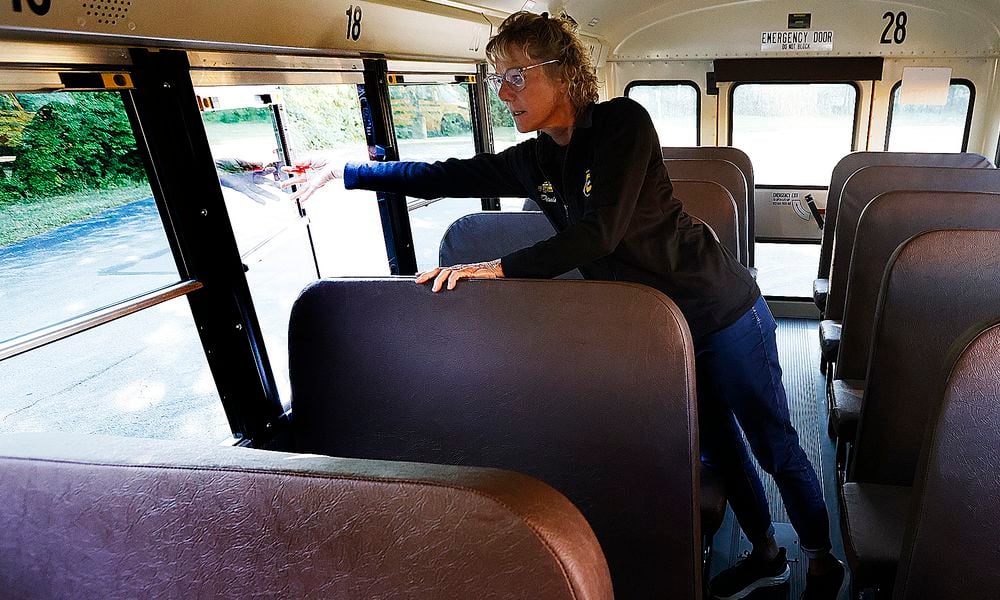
left=624, top=79, right=702, bottom=146
left=883, top=78, right=975, bottom=152
left=995, top=128, right=1000, bottom=166
left=728, top=80, right=862, bottom=188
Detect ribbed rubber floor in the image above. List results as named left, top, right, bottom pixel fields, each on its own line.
left=708, top=318, right=847, bottom=600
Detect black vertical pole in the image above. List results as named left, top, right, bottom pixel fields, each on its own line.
left=359, top=59, right=418, bottom=275
left=123, top=48, right=284, bottom=444
left=469, top=64, right=501, bottom=211
left=270, top=102, right=321, bottom=279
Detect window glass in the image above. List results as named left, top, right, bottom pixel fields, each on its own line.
left=731, top=83, right=857, bottom=186
left=389, top=83, right=481, bottom=271
left=198, top=84, right=385, bottom=409
left=627, top=83, right=699, bottom=147
left=0, top=91, right=172, bottom=343
left=0, top=297, right=230, bottom=441
left=885, top=82, right=972, bottom=152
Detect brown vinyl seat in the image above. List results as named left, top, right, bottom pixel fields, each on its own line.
left=818, top=166, right=1000, bottom=365
left=0, top=432, right=613, bottom=600
left=440, top=211, right=730, bottom=569
left=663, top=158, right=749, bottom=267
left=663, top=146, right=755, bottom=266
left=672, top=179, right=740, bottom=261
left=893, top=321, right=1000, bottom=599
left=438, top=211, right=584, bottom=279
left=813, top=151, right=992, bottom=313
left=829, top=191, right=1000, bottom=444
left=842, top=230, right=1000, bottom=596
left=289, top=278, right=702, bottom=598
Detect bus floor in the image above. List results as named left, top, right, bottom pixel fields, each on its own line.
left=708, top=317, right=849, bottom=599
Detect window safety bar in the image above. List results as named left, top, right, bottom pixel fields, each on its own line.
left=0, top=279, right=203, bottom=363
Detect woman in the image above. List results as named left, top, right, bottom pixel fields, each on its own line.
left=283, top=11, right=844, bottom=599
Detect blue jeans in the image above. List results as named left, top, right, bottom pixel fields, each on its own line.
left=696, top=295, right=831, bottom=558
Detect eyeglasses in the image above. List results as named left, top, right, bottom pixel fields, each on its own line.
left=485, top=59, right=559, bottom=93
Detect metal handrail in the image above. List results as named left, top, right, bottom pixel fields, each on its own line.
left=0, top=279, right=203, bottom=362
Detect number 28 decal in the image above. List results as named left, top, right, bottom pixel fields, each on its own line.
left=346, top=4, right=363, bottom=41
left=881, top=11, right=907, bottom=44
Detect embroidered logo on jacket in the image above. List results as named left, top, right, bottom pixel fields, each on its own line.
left=537, top=181, right=557, bottom=203
left=583, top=170, right=592, bottom=197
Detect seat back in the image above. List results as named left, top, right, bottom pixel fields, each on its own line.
left=893, top=322, right=1000, bottom=600
left=0, top=433, right=612, bottom=600
left=672, top=179, right=740, bottom=260
left=835, top=191, right=1000, bottom=380
left=826, top=165, right=1000, bottom=321
left=664, top=159, right=749, bottom=265
left=849, top=230, right=1000, bottom=486
left=289, top=278, right=701, bottom=598
left=438, top=211, right=583, bottom=278
left=663, top=146, right=755, bottom=264
left=818, top=151, right=993, bottom=279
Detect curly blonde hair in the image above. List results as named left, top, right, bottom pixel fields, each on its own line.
left=485, top=11, right=599, bottom=110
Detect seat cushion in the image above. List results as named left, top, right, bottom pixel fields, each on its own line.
left=830, top=379, right=865, bottom=441
left=840, top=482, right=912, bottom=591
left=819, top=319, right=842, bottom=363
left=813, top=278, right=829, bottom=312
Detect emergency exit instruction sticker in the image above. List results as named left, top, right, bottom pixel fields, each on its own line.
left=771, top=191, right=800, bottom=206
left=761, top=30, right=834, bottom=52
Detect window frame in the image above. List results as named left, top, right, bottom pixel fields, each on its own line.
left=883, top=78, right=975, bottom=152
left=727, top=80, right=861, bottom=188
left=624, top=80, right=702, bottom=146
left=995, top=128, right=1000, bottom=167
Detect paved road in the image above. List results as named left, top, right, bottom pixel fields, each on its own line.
left=0, top=197, right=231, bottom=440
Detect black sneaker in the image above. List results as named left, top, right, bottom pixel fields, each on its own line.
left=710, top=547, right=791, bottom=600
left=801, top=558, right=846, bottom=599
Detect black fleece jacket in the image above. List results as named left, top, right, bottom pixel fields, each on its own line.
left=344, top=97, right=760, bottom=340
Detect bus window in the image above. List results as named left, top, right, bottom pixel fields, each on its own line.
left=389, top=83, right=481, bottom=271
left=0, top=90, right=228, bottom=440
left=197, top=84, right=384, bottom=409
left=885, top=80, right=974, bottom=152
left=731, top=83, right=857, bottom=186
left=625, top=81, right=700, bottom=147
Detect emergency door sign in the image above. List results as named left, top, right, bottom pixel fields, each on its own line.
left=761, top=30, right=834, bottom=52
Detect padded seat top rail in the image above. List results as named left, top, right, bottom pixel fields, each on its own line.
left=289, top=278, right=701, bottom=598
left=817, top=151, right=993, bottom=280
left=835, top=191, right=1000, bottom=380
left=894, top=322, right=1000, bottom=599
left=0, top=432, right=613, bottom=600
left=850, top=229, right=1000, bottom=486
left=825, top=165, right=1000, bottom=322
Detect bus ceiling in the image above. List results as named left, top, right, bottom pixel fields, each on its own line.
left=1, top=1, right=998, bottom=64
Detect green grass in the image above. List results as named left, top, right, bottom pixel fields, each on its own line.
left=0, top=182, right=152, bottom=247
left=203, top=120, right=276, bottom=145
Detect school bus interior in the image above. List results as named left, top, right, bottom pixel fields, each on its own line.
left=1, top=0, right=999, bottom=598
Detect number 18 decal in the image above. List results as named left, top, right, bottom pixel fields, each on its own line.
left=346, top=4, right=363, bottom=41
